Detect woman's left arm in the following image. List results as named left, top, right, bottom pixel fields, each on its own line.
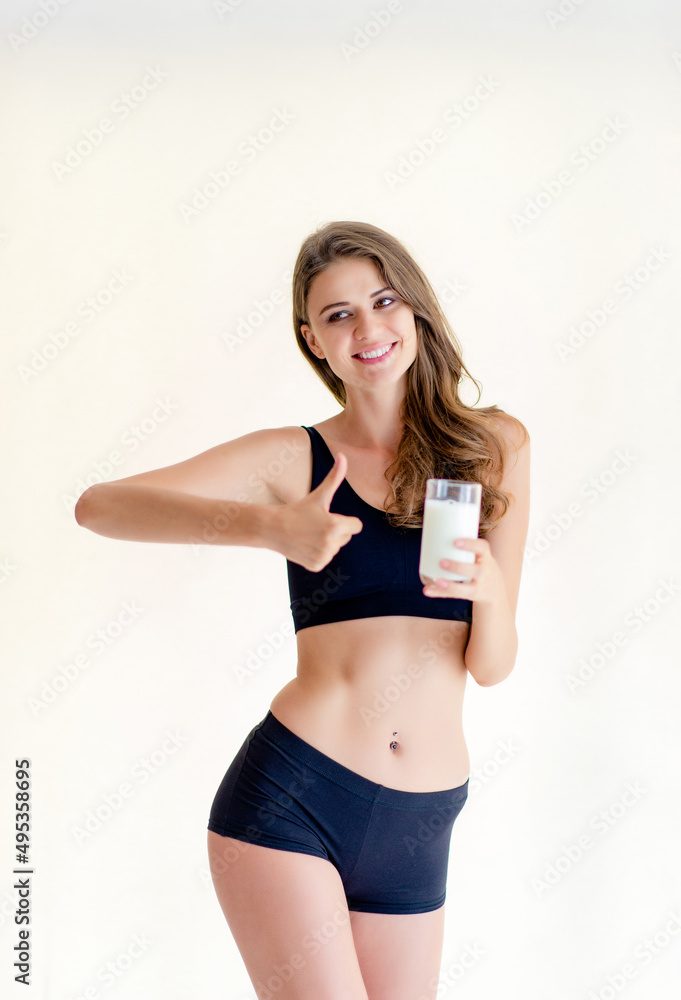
left=423, top=415, right=531, bottom=686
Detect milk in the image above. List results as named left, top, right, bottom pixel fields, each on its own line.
left=419, top=496, right=480, bottom=584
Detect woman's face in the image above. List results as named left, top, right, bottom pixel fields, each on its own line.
left=300, top=257, right=419, bottom=389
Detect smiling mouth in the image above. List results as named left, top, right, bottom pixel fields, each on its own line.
left=353, top=341, right=398, bottom=360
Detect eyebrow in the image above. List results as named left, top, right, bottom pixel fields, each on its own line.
left=318, top=287, right=392, bottom=318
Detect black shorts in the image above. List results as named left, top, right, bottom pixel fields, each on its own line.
left=207, top=710, right=469, bottom=914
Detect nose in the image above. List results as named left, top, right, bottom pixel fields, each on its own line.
left=352, top=306, right=385, bottom=341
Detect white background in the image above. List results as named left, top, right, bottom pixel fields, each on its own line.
left=2, top=0, right=680, bottom=997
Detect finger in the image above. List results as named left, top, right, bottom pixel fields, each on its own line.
left=423, top=580, right=455, bottom=596
left=454, top=538, right=485, bottom=554
left=423, top=578, right=470, bottom=596
left=308, top=451, right=348, bottom=511
left=440, top=558, right=478, bottom=571
left=345, top=514, right=363, bottom=536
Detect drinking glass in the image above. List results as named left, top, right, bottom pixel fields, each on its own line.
left=419, top=480, right=482, bottom=585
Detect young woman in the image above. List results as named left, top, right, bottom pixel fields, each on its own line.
left=75, top=221, right=530, bottom=1000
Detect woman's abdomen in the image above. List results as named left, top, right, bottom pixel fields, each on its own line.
left=269, top=617, right=471, bottom=792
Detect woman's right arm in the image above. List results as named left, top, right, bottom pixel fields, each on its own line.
left=74, top=426, right=363, bottom=567
left=74, top=426, right=300, bottom=549
left=75, top=482, right=280, bottom=548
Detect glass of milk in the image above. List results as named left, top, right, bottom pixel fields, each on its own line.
left=419, top=480, right=482, bottom=585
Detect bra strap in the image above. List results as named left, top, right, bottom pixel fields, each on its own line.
left=303, top=426, right=334, bottom=490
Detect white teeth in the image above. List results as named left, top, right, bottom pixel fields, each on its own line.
left=357, top=343, right=394, bottom=359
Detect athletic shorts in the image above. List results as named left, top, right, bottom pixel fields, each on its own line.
left=207, top=710, right=469, bottom=914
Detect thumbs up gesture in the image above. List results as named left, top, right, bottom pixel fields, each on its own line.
left=269, top=451, right=363, bottom=571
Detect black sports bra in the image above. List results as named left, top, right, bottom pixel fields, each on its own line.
left=285, top=426, right=474, bottom=633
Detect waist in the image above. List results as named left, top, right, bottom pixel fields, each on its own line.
left=294, top=614, right=469, bottom=680
left=269, top=616, right=470, bottom=791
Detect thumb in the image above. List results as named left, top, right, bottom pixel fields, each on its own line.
left=308, top=450, right=348, bottom=511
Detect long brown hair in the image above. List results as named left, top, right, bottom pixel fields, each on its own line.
left=291, top=221, right=528, bottom=535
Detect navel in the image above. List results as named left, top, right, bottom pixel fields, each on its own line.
left=389, top=731, right=400, bottom=751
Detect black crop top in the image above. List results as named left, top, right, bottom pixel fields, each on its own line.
left=285, top=426, right=474, bottom=633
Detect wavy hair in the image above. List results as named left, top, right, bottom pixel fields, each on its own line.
left=291, top=221, right=528, bottom=535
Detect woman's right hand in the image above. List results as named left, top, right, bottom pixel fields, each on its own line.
left=268, top=452, right=363, bottom=571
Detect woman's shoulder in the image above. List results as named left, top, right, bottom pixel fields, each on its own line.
left=485, top=410, right=530, bottom=452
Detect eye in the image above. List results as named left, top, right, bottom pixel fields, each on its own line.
left=326, top=296, right=397, bottom=324
left=326, top=310, right=349, bottom=323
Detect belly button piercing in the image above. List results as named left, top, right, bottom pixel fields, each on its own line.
left=390, top=731, right=399, bottom=751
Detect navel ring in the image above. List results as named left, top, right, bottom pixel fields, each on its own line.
left=390, top=731, right=399, bottom=751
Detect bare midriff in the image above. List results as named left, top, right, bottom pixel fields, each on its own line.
left=269, top=613, right=471, bottom=793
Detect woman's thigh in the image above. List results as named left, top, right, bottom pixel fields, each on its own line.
left=349, top=907, right=446, bottom=1000
left=207, top=832, right=369, bottom=1000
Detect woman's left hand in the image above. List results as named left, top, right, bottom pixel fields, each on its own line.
left=422, top=538, right=505, bottom=606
